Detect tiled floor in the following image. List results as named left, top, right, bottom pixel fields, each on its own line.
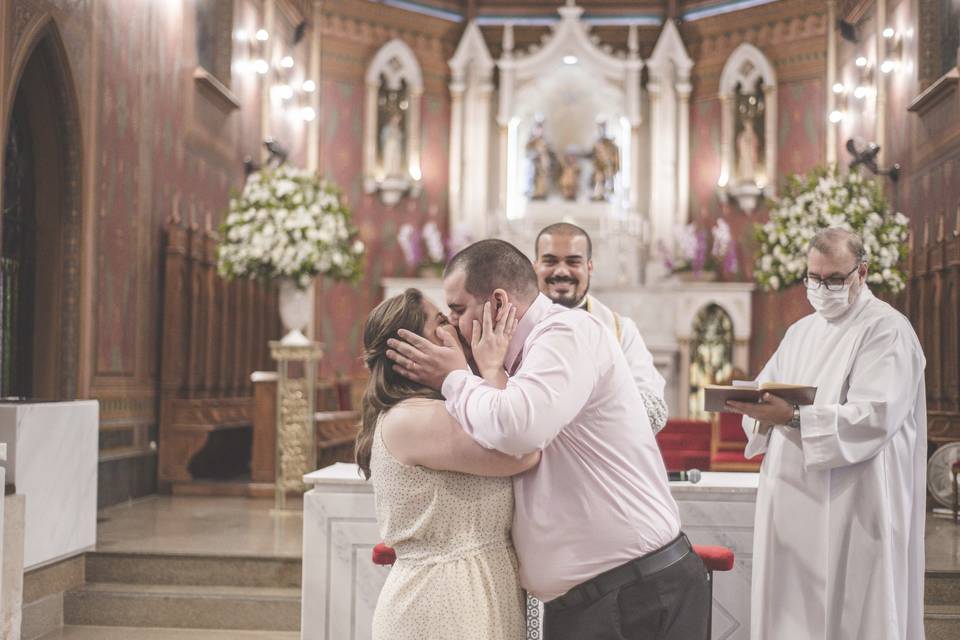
left=96, top=496, right=303, bottom=558
left=41, top=626, right=298, bottom=639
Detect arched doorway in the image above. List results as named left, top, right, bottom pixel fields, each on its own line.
left=1, top=20, right=83, bottom=399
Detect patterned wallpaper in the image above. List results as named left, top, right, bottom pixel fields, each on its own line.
left=315, top=76, right=451, bottom=376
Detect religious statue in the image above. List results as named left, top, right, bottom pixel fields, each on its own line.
left=735, top=117, right=759, bottom=184
left=590, top=121, right=620, bottom=201
left=525, top=120, right=555, bottom=200
left=380, top=112, right=405, bottom=178
left=559, top=149, right=581, bottom=201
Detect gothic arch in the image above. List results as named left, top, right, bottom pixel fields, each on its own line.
left=2, top=15, right=84, bottom=399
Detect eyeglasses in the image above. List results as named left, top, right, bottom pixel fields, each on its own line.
left=802, top=265, right=860, bottom=291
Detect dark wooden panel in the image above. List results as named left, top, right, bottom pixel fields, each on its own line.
left=157, top=218, right=281, bottom=487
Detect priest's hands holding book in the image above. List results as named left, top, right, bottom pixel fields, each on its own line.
left=726, top=392, right=795, bottom=426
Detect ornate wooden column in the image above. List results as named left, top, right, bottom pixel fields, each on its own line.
left=270, top=341, right=322, bottom=510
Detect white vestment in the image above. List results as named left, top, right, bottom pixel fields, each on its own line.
left=744, top=287, right=926, bottom=640
left=584, top=295, right=668, bottom=432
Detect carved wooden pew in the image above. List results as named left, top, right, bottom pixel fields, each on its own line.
left=158, top=218, right=280, bottom=494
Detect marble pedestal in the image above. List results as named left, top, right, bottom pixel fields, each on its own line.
left=301, top=464, right=758, bottom=640
left=0, top=401, right=98, bottom=569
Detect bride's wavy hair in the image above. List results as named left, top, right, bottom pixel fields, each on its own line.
left=355, top=288, right=442, bottom=479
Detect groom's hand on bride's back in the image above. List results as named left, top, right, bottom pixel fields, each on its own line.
left=386, top=325, right=469, bottom=390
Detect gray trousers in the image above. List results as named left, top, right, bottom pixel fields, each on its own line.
left=542, top=551, right=711, bottom=640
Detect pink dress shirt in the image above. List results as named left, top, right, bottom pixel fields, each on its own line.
left=442, top=293, right=680, bottom=601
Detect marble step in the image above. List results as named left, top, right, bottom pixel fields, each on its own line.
left=85, top=552, right=301, bottom=588
left=925, top=570, right=960, bottom=606
left=924, top=604, right=960, bottom=640
left=63, top=583, right=300, bottom=631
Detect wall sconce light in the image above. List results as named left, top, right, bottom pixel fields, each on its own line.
left=236, top=28, right=270, bottom=75
left=830, top=81, right=849, bottom=124
left=880, top=27, right=903, bottom=74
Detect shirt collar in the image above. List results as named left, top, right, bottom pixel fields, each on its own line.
left=504, top=293, right=554, bottom=369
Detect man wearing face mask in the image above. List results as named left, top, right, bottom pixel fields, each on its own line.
left=726, top=227, right=926, bottom=640
left=534, top=222, right=668, bottom=433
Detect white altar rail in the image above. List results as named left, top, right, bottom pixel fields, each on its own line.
left=300, top=463, right=758, bottom=640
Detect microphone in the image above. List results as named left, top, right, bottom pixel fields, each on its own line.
left=667, top=469, right=702, bottom=483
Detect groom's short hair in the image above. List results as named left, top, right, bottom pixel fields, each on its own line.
left=445, top=239, right=539, bottom=303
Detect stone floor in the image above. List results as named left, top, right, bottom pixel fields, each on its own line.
left=96, top=496, right=303, bottom=558
left=40, top=626, right=299, bottom=639
left=96, top=495, right=960, bottom=570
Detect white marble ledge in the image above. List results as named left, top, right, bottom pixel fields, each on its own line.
left=671, top=471, right=758, bottom=498
left=305, top=464, right=758, bottom=493
left=305, top=462, right=368, bottom=486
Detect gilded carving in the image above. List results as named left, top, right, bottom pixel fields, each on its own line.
left=277, top=378, right=314, bottom=492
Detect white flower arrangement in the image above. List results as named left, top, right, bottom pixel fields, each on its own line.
left=217, top=164, right=365, bottom=289
left=754, top=166, right=909, bottom=293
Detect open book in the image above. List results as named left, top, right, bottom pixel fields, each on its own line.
left=703, top=380, right=817, bottom=413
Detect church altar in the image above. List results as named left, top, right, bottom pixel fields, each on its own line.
left=300, top=462, right=758, bottom=640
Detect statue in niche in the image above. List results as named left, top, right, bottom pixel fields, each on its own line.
left=559, top=148, right=581, bottom=201
left=736, top=118, right=759, bottom=183
left=376, top=75, right=408, bottom=179
left=734, top=78, right=766, bottom=185
left=525, top=119, right=555, bottom=200
left=380, top=112, right=405, bottom=178
left=590, top=121, right=620, bottom=201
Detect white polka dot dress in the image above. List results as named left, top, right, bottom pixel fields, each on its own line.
left=370, top=400, right=526, bottom=640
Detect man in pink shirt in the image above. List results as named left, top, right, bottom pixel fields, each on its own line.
left=387, top=239, right=710, bottom=639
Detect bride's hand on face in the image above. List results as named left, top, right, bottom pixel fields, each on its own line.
left=471, top=302, right=518, bottom=380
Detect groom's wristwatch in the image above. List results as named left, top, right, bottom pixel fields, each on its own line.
left=787, top=405, right=801, bottom=429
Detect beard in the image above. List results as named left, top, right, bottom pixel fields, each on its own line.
left=545, top=276, right=589, bottom=308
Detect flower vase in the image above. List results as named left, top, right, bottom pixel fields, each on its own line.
left=278, top=279, right=313, bottom=345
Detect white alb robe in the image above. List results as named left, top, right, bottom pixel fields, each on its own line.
left=744, top=286, right=926, bottom=640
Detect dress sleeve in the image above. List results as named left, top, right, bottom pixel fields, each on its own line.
left=799, top=321, right=924, bottom=471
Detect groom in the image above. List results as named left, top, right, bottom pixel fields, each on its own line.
left=386, top=239, right=710, bottom=639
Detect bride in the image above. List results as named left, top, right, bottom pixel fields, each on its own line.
left=356, top=288, right=536, bottom=640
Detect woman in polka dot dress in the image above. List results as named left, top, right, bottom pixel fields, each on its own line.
left=356, top=289, right=538, bottom=640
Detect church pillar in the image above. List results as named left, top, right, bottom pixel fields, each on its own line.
left=677, top=79, right=692, bottom=224
left=448, top=78, right=465, bottom=229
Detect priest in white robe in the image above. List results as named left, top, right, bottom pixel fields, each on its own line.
left=727, top=228, right=926, bottom=640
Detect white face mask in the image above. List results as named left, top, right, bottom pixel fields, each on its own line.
left=806, top=284, right=853, bottom=320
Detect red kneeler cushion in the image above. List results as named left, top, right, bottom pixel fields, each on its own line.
left=372, top=543, right=396, bottom=565
left=692, top=544, right=735, bottom=572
